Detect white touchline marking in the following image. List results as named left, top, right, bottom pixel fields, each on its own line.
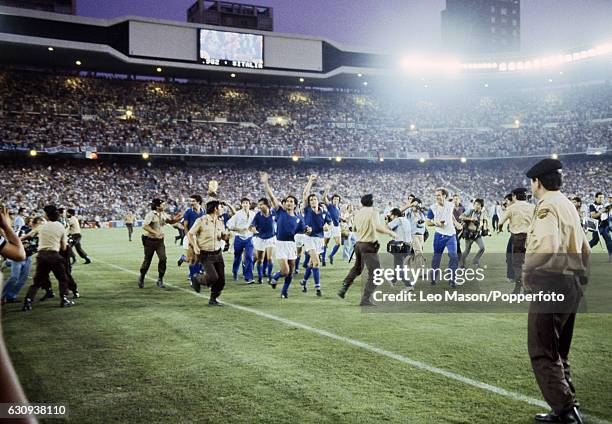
left=93, top=258, right=610, bottom=424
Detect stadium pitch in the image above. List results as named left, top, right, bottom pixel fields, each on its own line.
left=2, top=228, right=611, bottom=423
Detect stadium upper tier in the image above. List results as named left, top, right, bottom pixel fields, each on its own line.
left=1, top=71, right=611, bottom=159
left=1, top=157, right=609, bottom=221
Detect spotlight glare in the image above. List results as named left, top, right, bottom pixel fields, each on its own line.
left=419, top=157, right=426, bottom=163
left=409, top=124, right=416, bottom=130
left=460, top=157, right=467, bottom=163
left=291, top=155, right=299, bottom=162
left=363, top=81, right=368, bottom=86
left=551, top=153, right=558, bottom=160
left=75, top=60, right=82, bottom=66
left=29, top=149, right=37, bottom=157
left=230, top=73, right=236, bottom=78
left=48, top=46, right=54, bottom=51
left=514, top=119, right=520, bottom=126
left=335, top=156, right=342, bottom=162
left=142, top=152, right=150, bottom=160
left=299, top=77, right=304, bottom=82
left=357, top=73, right=362, bottom=77
left=156, top=67, right=162, bottom=72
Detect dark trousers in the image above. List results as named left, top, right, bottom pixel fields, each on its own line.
left=199, top=250, right=225, bottom=299
left=492, top=214, right=499, bottom=231
left=455, top=233, right=462, bottom=256
left=510, top=233, right=527, bottom=282
left=126, top=224, right=134, bottom=240
left=140, top=236, right=167, bottom=279
left=70, top=233, right=88, bottom=259
left=589, top=226, right=612, bottom=254
left=60, top=249, right=78, bottom=291
left=343, top=241, right=380, bottom=303
left=505, top=235, right=515, bottom=280
left=25, top=250, right=70, bottom=300
left=527, top=276, right=581, bottom=415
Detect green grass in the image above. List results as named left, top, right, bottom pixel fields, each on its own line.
left=2, top=228, right=611, bottom=423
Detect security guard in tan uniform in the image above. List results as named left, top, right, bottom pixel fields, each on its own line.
left=22, top=205, right=75, bottom=310
left=337, top=194, right=396, bottom=306
left=498, top=187, right=535, bottom=294
left=67, top=209, right=91, bottom=264
left=138, top=198, right=181, bottom=289
left=523, top=159, right=590, bottom=424
left=188, top=200, right=230, bottom=306
left=124, top=211, right=135, bottom=242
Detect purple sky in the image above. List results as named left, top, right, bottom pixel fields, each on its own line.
left=78, top=0, right=612, bottom=54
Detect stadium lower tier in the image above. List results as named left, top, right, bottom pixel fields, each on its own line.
left=1, top=156, right=609, bottom=221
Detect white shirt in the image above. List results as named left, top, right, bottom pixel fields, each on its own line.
left=428, top=201, right=456, bottom=236
left=227, top=209, right=255, bottom=240
left=388, top=216, right=412, bottom=243
left=13, top=215, right=25, bottom=232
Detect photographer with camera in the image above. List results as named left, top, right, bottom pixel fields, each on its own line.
left=2, top=217, right=43, bottom=304
left=588, top=192, right=612, bottom=260
left=386, top=208, right=413, bottom=289
left=400, top=197, right=427, bottom=269
left=458, top=199, right=486, bottom=269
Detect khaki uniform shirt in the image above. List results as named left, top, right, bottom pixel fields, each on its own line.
left=35, top=221, right=67, bottom=252
left=525, top=191, right=590, bottom=275
left=124, top=213, right=135, bottom=225
left=67, top=216, right=81, bottom=235
left=353, top=207, right=380, bottom=242
left=499, top=201, right=535, bottom=234
left=189, top=214, right=224, bottom=251
left=143, top=210, right=169, bottom=239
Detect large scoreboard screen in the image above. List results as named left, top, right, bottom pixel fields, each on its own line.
left=199, top=29, right=263, bottom=69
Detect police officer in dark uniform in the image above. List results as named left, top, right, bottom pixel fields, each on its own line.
left=523, top=159, right=590, bottom=424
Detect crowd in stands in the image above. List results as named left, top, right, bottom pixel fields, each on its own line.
left=1, top=158, right=609, bottom=221
left=1, top=70, right=611, bottom=158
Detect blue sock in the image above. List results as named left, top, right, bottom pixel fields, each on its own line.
left=330, top=244, right=339, bottom=259
left=188, top=264, right=196, bottom=277
left=303, top=253, right=310, bottom=269
left=295, top=255, right=301, bottom=270
left=267, top=261, right=273, bottom=277
left=273, top=271, right=282, bottom=282
left=282, top=275, right=293, bottom=295
left=180, top=254, right=187, bottom=261
left=303, top=266, right=312, bottom=281
left=257, top=263, right=263, bottom=280
left=322, top=246, right=327, bottom=263
left=313, top=268, right=321, bottom=289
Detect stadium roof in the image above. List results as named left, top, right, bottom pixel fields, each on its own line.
left=1, top=5, right=611, bottom=88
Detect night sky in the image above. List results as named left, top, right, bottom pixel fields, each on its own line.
left=77, top=0, right=612, bottom=54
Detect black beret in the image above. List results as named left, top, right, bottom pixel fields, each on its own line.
left=511, top=187, right=528, bottom=196
left=525, top=158, right=562, bottom=178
